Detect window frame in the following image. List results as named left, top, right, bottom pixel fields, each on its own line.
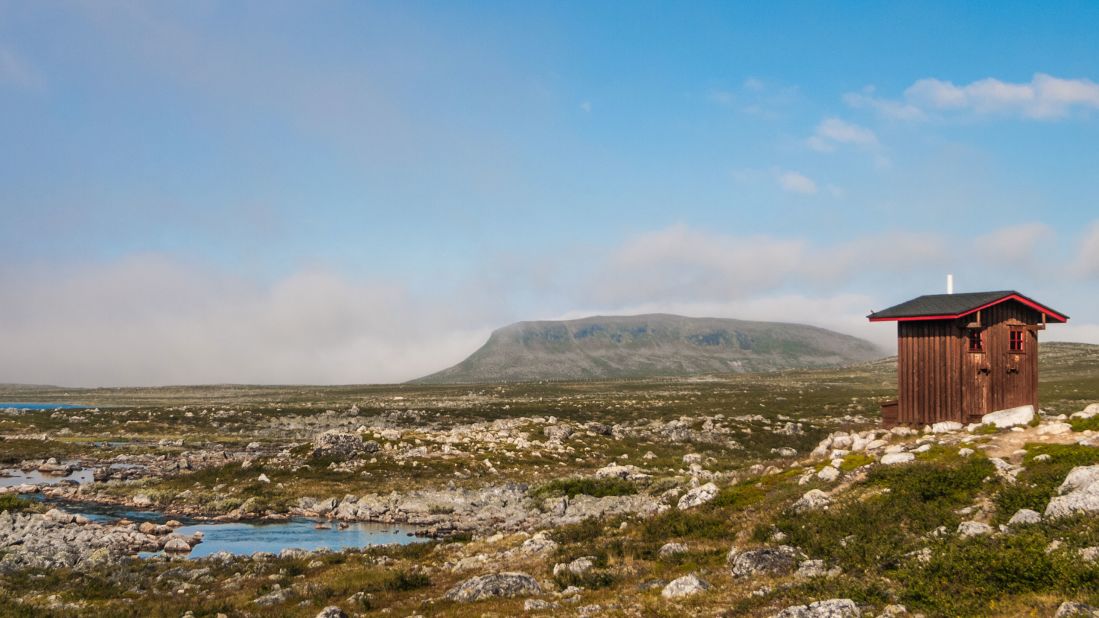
left=1009, top=329, right=1025, bottom=353
left=967, top=329, right=984, bottom=353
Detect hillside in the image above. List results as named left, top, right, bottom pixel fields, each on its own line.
left=413, top=313, right=885, bottom=384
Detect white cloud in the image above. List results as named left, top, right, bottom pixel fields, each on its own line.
left=579, top=100, right=592, bottom=113
left=848, top=73, right=1099, bottom=121
left=0, top=256, right=492, bottom=386
left=586, top=224, right=947, bottom=308
left=776, top=170, right=818, bottom=194
left=843, top=88, right=925, bottom=121
left=807, top=117, right=878, bottom=152
left=1074, top=221, right=1099, bottom=278
left=974, top=223, right=1055, bottom=267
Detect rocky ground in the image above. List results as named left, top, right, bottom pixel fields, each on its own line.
left=0, top=343, right=1097, bottom=616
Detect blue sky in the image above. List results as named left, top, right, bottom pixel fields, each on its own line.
left=2, top=1, right=1099, bottom=385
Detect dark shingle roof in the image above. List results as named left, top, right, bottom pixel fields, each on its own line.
left=868, top=291, right=1068, bottom=322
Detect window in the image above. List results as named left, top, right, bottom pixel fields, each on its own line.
left=967, top=329, right=984, bottom=353
left=1009, top=329, right=1025, bottom=353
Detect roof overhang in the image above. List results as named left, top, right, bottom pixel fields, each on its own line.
left=868, top=293, right=1069, bottom=323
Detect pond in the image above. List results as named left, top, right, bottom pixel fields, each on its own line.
left=0, top=464, right=94, bottom=488
left=0, top=403, right=90, bottom=411
left=30, top=496, right=427, bottom=557
left=173, top=519, right=425, bottom=558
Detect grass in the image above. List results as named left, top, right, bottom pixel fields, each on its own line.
left=1070, top=415, right=1099, bottom=432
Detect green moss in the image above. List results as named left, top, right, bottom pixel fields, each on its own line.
left=1070, top=416, right=1099, bottom=432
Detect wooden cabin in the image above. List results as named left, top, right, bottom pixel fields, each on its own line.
left=868, top=291, right=1068, bottom=427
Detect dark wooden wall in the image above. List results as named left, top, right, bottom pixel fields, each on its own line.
left=896, top=300, right=1041, bottom=425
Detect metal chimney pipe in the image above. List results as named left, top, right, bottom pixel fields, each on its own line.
left=947, top=274, right=954, bottom=295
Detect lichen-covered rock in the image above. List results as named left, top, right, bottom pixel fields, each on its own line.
left=1046, top=465, right=1099, bottom=520
left=1007, top=508, right=1042, bottom=526
left=792, top=489, right=831, bottom=512
left=677, top=482, right=718, bottom=510
left=772, top=598, right=861, bottom=618
left=1054, top=601, right=1099, bottom=617
left=315, top=607, right=348, bottom=618
left=661, top=573, right=709, bottom=599
left=659, top=542, right=688, bottom=558
left=956, top=521, right=993, bottom=537
left=311, top=430, right=376, bottom=460
left=444, top=572, right=542, bottom=602
left=729, top=545, right=802, bottom=577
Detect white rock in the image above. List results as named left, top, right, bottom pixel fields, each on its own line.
left=1007, top=509, right=1042, bottom=526
left=257, top=473, right=271, bottom=483
left=816, top=466, right=841, bottom=482
left=880, top=452, right=915, bottom=465
left=772, top=598, right=861, bottom=617
left=1058, top=465, right=1099, bottom=494
left=981, top=405, right=1035, bottom=428
left=1072, top=403, right=1099, bottom=420
left=661, top=573, right=710, bottom=599
left=930, top=421, right=964, bottom=434
left=659, top=542, right=688, bottom=558
left=957, top=521, right=993, bottom=537
left=958, top=448, right=974, bottom=457
left=792, top=489, right=832, bottom=512
left=1038, top=422, right=1073, bottom=435
left=677, top=482, right=718, bottom=510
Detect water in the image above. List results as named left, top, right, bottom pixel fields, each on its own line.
left=25, top=497, right=426, bottom=557
left=0, top=465, right=93, bottom=488
left=175, top=519, right=424, bottom=558
left=0, top=403, right=90, bottom=411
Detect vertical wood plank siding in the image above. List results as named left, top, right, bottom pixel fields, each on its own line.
left=895, top=300, right=1040, bottom=425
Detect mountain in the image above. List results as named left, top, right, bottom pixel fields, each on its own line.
left=413, top=314, right=885, bottom=384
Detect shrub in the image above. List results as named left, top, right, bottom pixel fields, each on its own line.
left=773, top=458, right=996, bottom=573
left=532, top=477, right=637, bottom=499
left=900, top=530, right=1099, bottom=616
left=1070, top=416, right=1099, bottom=432
left=0, top=494, right=33, bottom=513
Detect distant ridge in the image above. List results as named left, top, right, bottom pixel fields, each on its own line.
left=412, top=314, right=886, bottom=384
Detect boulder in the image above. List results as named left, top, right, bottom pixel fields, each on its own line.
left=792, top=489, right=831, bottom=513
left=880, top=452, right=914, bottom=465
left=1058, top=465, right=1099, bottom=494
left=594, top=464, right=651, bottom=481
left=772, top=598, right=861, bottom=618
left=661, top=573, right=709, bottom=599
left=956, top=521, right=993, bottom=537
left=1007, top=509, right=1042, bottom=526
left=677, top=483, right=718, bottom=510
left=930, top=421, right=963, bottom=434
left=543, top=425, right=573, bottom=441
left=315, top=607, right=347, bottom=618
left=981, top=405, right=1034, bottom=428
left=729, top=545, right=801, bottom=577
left=1071, top=404, right=1099, bottom=420
left=163, top=537, right=192, bottom=552
left=816, top=466, right=841, bottom=482
left=1038, top=422, right=1073, bottom=436
left=659, top=542, right=688, bottom=558
left=444, top=572, right=542, bottom=602
left=1045, top=465, right=1099, bottom=519
left=312, top=430, right=372, bottom=460
left=1055, top=601, right=1099, bottom=617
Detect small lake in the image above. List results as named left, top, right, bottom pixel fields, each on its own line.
left=0, top=465, right=94, bottom=488
left=175, top=520, right=425, bottom=558
left=26, top=497, right=426, bottom=557
left=0, top=403, right=90, bottom=411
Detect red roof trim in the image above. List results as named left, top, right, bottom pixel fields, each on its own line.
left=868, top=293, right=1069, bottom=323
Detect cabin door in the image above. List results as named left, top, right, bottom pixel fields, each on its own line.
left=966, top=351, right=991, bottom=423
